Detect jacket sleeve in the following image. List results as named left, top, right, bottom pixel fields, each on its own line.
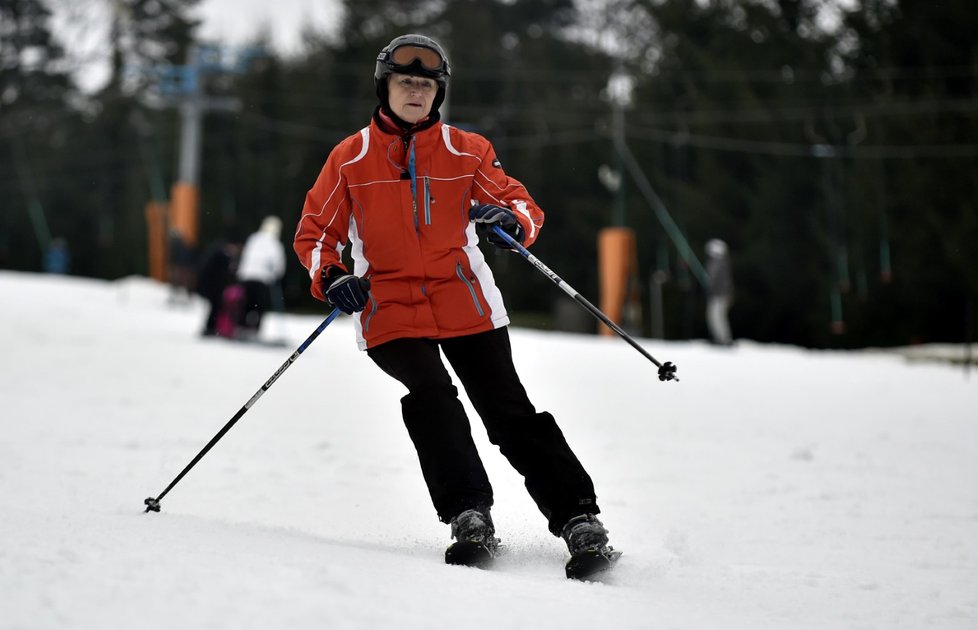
left=470, top=142, right=545, bottom=247
left=293, top=142, right=356, bottom=302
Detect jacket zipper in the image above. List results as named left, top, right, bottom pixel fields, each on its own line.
left=406, top=135, right=420, bottom=234
left=456, top=262, right=485, bottom=317
left=423, top=176, right=431, bottom=225
left=403, top=136, right=428, bottom=297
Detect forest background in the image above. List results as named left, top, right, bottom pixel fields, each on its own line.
left=2, top=0, right=975, bottom=349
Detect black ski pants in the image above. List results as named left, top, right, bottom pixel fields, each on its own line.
left=367, top=326, right=599, bottom=535
left=238, top=280, right=272, bottom=332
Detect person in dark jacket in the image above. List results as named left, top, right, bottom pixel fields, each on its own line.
left=293, top=34, right=618, bottom=579
left=195, top=236, right=241, bottom=337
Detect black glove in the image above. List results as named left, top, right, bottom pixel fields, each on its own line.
left=322, top=270, right=370, bottom=314
left=469, top=204, right=524, bottom=249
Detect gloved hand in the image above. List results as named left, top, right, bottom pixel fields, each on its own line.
left=322, top=271, right=371, bottom=314
left=469, top=204, right=524, bottom=249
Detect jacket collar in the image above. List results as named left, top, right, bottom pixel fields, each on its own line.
left=372, top=105, right=441, bottom=138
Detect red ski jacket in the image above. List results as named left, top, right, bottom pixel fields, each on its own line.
left=294, top=114, right=545, bottom=350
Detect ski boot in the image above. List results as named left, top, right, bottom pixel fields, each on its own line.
left=561, top=514, right=622, bottom=580
left=445, top=508, right=499, bottom=568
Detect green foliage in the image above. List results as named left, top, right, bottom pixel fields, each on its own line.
left=0, top=0, right=74, bottom=268
left=1, top=0, right=975, bottom=348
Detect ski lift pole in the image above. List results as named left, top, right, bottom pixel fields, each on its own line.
left=144, top=304, right=349, bottom=513
left=491, top=226, right=678, bottom=382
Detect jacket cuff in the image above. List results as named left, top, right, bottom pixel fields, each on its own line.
left=512, top=217, right=530, bottom=246
left=312, top=265, right=348, bottom=301
left=321, top=265, right=349, bottom=286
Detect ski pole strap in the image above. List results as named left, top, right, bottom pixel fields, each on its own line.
left=490, top=225, right=678, bottom=382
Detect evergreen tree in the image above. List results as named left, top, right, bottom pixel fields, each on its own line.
left=5, top=0, right=971, bottom=349
left=0, top=0, right=74, bottom=270
left=69, top=0, right=200, bottom=277
left=838, top=0, right=978, bottom=345
left=614, top=0, right=842, bottom=344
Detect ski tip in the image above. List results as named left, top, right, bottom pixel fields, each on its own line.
left=445, top=540, right=496, bottom=569
left=565, top=548, right=621, bottom=581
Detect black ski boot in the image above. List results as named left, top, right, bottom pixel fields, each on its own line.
left=445, top=508, right=499, bottom=568
left=561, top=514, right=622, bottom=580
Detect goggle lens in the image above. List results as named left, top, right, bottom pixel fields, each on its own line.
left=389, top=45, right=444, bottom=71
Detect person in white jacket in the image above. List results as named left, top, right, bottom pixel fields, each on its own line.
left=236, top=215, right=286, bottom=337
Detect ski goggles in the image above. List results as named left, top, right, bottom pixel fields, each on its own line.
left=383, top=45, right=447, bottom=74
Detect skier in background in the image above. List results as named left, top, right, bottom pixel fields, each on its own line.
left=195, top=233, right=241, bottom=337
left=293, top=34, right=619, bottom=579
left=236, top=215, right=286, bottom=340
left=705, top=238, right=734, bottom=346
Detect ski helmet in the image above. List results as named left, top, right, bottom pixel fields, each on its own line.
left=375, top=34, right=451, bottom=112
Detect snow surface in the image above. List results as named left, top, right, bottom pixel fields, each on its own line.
left=1, top=270, right=976, bottom=630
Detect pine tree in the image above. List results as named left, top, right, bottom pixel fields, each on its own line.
left=73, top=0, right=201, bottom=277
left=0, top=0, right=74, bottom=270
left=838, top=0, right=978, bottom=344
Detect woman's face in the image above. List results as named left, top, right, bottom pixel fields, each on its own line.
left=387, top=73, right=437, bottom=124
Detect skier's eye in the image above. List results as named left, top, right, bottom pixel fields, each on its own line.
left=396, top=77, right=436, bottom=94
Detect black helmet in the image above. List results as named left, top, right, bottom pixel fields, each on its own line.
left=375, top=34, right=451, bottom=112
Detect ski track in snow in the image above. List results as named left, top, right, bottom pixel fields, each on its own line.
left=1, top=271, right=976, bottom=629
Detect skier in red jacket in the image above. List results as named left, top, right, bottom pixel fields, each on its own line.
left=294, top=34, right=618, bottom=578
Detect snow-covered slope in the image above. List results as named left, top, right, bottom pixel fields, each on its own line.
left=1, top=271, right=975, bottom=629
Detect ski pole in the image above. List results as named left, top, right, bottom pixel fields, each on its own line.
left=491, top=225, right=678, bottom=382
left=144, top=305, right=345, bottom=513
